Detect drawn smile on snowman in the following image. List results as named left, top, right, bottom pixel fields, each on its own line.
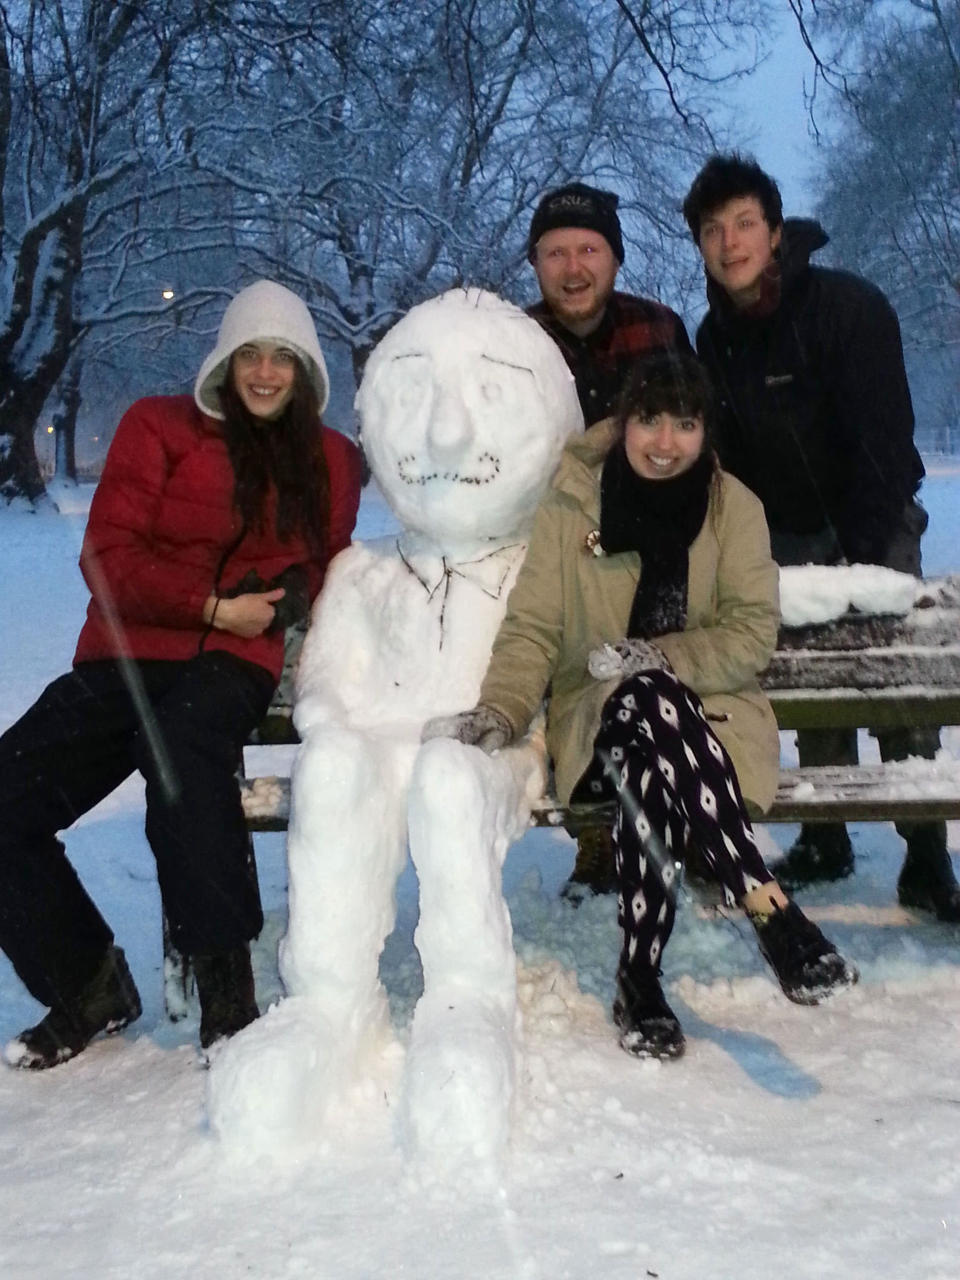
left=396, top=450, right=501, bottom=486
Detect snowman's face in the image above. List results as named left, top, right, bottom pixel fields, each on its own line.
left=358, top=294, right=582, bottom=545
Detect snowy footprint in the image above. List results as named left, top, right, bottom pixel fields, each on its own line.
left=399, top=988, right=517, bottom=1169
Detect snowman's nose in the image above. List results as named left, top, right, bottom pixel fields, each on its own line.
left=425, top=389, right=474, bottom=465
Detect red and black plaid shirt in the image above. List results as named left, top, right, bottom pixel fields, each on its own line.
left=528, top=291, right=693, bottom=426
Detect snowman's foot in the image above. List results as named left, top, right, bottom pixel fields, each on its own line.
left=207, top=995, right=376, bottom=1156
left=400, top=988, right=517, bottom=1169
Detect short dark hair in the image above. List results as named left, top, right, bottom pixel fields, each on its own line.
left=615, top=351, right=714, bottom=434
left=682, top=153, right=783, bottom=245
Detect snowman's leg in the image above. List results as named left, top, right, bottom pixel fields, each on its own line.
left=208, top=729, right=415, bottom=1152
left=280, top=727, right=415, bottom=1037
left=400, top=737, right=544, bottom=1164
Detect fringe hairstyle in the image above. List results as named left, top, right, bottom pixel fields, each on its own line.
left=614, top=351, right=723, bottom=517
left=218, top=356, right=330, bottom=558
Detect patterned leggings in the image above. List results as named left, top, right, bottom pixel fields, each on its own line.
left=575, top=670, right=775, bottom=974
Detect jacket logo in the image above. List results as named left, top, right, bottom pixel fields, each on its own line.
left=765, top=373, right=794, bottom=388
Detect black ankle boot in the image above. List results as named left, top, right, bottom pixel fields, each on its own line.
left=193, top=945, right=259, bottom=1049
left=776, top=824, right=854, bottom=890
left=612, top=967, right=685, bottom=1059
left=4, top=946, right=142, bottom=1070
left=560, top=824, right=618, bottom=903
left=750, top=901, right=858, bottom=1005
left=897, top=828, right=960, bottom=922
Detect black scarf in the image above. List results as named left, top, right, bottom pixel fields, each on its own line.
left=599, top=443, right=713, bottom=639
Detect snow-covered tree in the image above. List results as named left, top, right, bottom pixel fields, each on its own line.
left=0, top=0, right=243, bottom=503
left=1, top=0, right=771, bottom=505
left=177, top=0, right=771, bottom=382
left=795, top=0, right=959, bottom=350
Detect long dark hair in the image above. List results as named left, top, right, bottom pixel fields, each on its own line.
left=218, top=356, right=330, bottom=557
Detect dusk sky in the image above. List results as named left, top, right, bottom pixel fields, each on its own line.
left=726, top=8, right=824, bottom=215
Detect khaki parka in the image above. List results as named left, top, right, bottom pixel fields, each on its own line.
left=479, top=419, right=781, bottom=810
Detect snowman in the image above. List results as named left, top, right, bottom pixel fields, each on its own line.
left=208, top=288, right=582, bottom=1164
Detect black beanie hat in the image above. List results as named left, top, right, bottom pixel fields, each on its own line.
left=527, top=182, right=625, bottom=264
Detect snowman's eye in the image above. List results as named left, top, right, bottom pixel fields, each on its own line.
left=387, top=354, right=432, bottom=408
left=397, top=378, right=427, bottom=406
left=474, top=355, right=534, bottom=407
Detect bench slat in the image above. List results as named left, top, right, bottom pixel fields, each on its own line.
left=764, top=647, right=960, bottom=693
left=767, top=687, right=960, bottom=731
left=240, top=758, right=960, bottom=834
left=250, top=684, right=960, bottom=741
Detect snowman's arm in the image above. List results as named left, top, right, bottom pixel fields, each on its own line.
left=294, top=548, right=379, bottom=734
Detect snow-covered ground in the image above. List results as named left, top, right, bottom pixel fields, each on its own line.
left=1, top=465, right=958, bottom=1279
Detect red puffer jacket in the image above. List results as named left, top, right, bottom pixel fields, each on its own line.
left=74, top=395, right=362, bottom=682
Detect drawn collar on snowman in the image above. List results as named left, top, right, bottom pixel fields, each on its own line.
left=194, top=279, right=330, bottom=419
left=399, top=530, right=522, bottom=618
left=357, top=288, right=583, bottom=551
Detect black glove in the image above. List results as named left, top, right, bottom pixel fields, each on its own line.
left=221, top=566, right=310, bottom=634
left=266, top=564, right=310, bottom=633
left=221, top=569, right=268, bottom=598
left=420, top=705, right=513, bottom=753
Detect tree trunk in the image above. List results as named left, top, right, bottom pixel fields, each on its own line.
left=0, top=415, right=48, bottom=506
left=52, top=362, right=82, bottom=484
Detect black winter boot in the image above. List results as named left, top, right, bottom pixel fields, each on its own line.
left=775, top=824, right=855, bottom=889
left=750, top=901, right=858, bottom=1005
left=193, top=945, right=259, bottom=1049
left=560, top=824, right=618, bottom=904
left=897, top=827, right=960, bottom=922
left=612, top=967, right=685, bottom=1059
left=4, top=946, right=142, bottom=1070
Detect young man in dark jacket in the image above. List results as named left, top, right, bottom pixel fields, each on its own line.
left=682, top=152, right=958, bottom=921
left=526, top=181, right=694, bottom=899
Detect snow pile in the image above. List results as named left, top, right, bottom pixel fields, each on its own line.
left=778, top=563, right=918, bottom=626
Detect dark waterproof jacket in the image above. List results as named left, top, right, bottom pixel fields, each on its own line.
left=696, top=219, right=925, bottom=565
left=74, top=394, right=362, bottom=681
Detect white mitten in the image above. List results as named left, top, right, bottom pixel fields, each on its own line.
left=587, top=638, right=671, bottom=681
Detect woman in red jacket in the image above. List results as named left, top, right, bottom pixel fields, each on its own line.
left=0, top=280, right=362, bottom=1069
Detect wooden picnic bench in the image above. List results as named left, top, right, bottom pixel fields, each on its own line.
left=240, top=574, right=960, bottom=832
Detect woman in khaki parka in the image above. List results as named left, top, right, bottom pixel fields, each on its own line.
left=426, top=353, right=858, bottom=1060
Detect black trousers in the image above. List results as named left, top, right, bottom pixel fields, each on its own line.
left=576, top=671, right=775, bottom=974
left=0, top=653, right=274, bottom=1010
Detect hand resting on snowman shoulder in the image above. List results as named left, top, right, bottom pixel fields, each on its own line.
left=421, top=704, right=513, bottom=754
left=587, top=638, right=673, bottom=682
